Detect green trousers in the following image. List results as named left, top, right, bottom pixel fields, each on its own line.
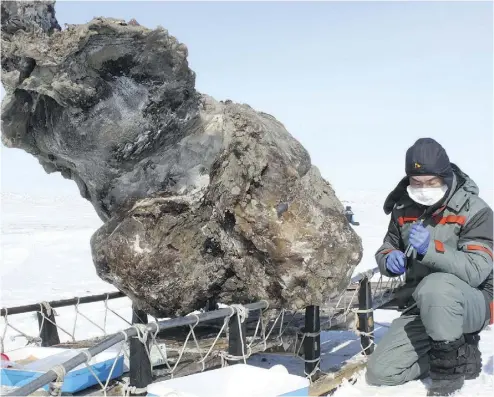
left=366, top=273, right=487, bottom=386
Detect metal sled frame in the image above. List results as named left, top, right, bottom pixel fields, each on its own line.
left=1, top=267, right=405, bottom=396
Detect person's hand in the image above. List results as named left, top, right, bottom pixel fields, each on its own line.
left=386, top=250, right=406, bottom=275
left=409, top=224, right=430, bottom=255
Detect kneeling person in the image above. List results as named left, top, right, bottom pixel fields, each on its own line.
left=366, top=138, right=493, bottom=396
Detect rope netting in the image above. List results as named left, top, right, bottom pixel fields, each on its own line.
left=0, top=294, right=133, bottom=354
left=1, top=273, right=404, bottom=396
left=279, top=272, right=405, bottom=380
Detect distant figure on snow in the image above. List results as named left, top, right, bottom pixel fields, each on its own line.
left=366, top=138, right=493, bottom=396
left=344, top=205, right=360, bottom=226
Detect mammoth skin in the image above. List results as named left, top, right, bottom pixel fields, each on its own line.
left=1, top=1, right=363, bottom=317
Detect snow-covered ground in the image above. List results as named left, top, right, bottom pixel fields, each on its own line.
left=1, top=190, right=492, bottom=396
left=0, top=193, right=133, bottom=348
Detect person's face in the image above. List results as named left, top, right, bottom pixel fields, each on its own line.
left=409, top=175, right=444, bottom=188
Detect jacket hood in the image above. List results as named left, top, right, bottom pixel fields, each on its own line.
left=453, top=164, right=479, bottom=195
left=383, top=163, right=479, bottom=215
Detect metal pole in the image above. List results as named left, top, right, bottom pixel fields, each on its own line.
left=129, top=307, right=152, bottom=395
left=7, top=301, right=268, bottom=397
left=7, top=333, right=128, bottom=396
left=228, top=310, right=246, bottom=365
left=350, top=268, right=379, bottom=285
left=358, top=277, right=374, bottom=355
left=303, top=305, right=320, bottom=380
left=1, top=291, right=125, bottom=316
left=206, top=298, right=217, bottom=312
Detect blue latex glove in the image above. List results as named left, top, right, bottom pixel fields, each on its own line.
left=386, top=250, right=406, bottom=275
left=409, top=223, right=430, bottom=255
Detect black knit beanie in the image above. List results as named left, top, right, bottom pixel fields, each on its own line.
left=405, top=138, right=453, bottom=188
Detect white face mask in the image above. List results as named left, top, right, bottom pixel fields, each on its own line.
left=407, top=185, right=448, bottom=206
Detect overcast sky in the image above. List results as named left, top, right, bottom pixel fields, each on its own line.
left=1, top=0, right=492, bottom=202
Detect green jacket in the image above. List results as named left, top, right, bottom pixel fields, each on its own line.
left=376, top=164, right=493, bottom=321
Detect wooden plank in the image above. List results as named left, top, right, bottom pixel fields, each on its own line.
left=309, top=359, right=367, bottom=396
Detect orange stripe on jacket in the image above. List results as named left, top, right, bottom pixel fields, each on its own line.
left=398, top=217, right=418, bottom=226
left=434, top=240, right=445, bottom=253
left=466, top=245, right=494, bottom=259
left=438, top=215, right=467, bottom=226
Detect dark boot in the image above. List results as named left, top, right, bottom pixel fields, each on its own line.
left=427, top=336, right=468, bottom=396
left=464, top=332, right=482, bottom=380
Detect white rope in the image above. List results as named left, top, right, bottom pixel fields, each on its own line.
left=185, top=314, right=207, bottom=370
left=247, top=309, right=266, bottom=350
left=37, top=301, right=54, bottom=340
left=2, top=295, right=138, bottom=352
left=1, top=307, right=42, bottom=347
left=151, top=305, right=270, bottom=378
left=49, top=365, right=66, bottom=396
left=197, top=304, right=283, bottom=370
left=353, top=308, right=374, bottom=314
left=105, top=301, right=133, bottom=326
left=304, top=358, right=322, bottom=380
left=302, top=331, right=321, bottom=338
left=196, top=316, right=230, bottom=365
left=133, top=323, right=154, bottom=377
left=230, top=304, right=248, bottom=365
left=286, top=327, right=324, bottom=380
left=229, top=304, right=249, bottom=323
left=319, top=273, right=404, bottom=332
left=71, top=298, right=80, bottom=340
left=134, top=323, right=149, bottom=345
left=103, top=294, right=110, bottom=335
left=3, top=309, right=42, bottom=346
left=40, top=301, right=53, bottom=317
left=120, top=330, right=129, bottom=342
left=147, top=321, right=173, bottom=373
left=101, top=341, right=127, bottom=394
left=160, top=314, right=204, bottom=376
left=0, top=274, right=403, bottom=391
left=79, top=341, right=127, bottom=397
left=38, top=304, right=46, bottom=342
left=265, top=309, right=285, bottom=341
left=81, top=350, right=93, bottom=363
left=37, top=309, right=75, bottom=342
left=218, top=304, right=252, bottom=366
left=243, top=301, right=271, bottom=352
left=123, top=384, right=148, bottom=396
left=278, top=309, right=285, bottom=338
left=83, top=358, right=108, bottom=395
left=74, top=300, right=106, bottom=334
left=349, top=311, right=377, bottom=355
